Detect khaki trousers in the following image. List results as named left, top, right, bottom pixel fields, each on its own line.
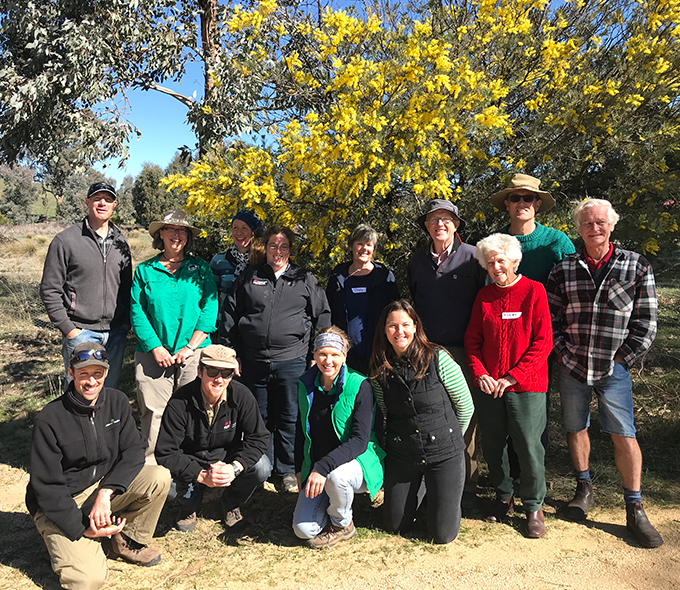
left=34, top=464, right=170, bottom=590
left=135, top=349, right=201, bottom=458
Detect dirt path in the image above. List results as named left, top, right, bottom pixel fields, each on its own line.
left=1, top=464, right=678, bottom=590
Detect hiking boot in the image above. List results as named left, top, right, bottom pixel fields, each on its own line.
left=626, top=503, right=663, bottom=548
left=223, top=506, right=244, bottom=529
left=485, top=496, right=514, bottom=523
left=282, top=474, right=298, bottom=493
left=109, top=532, right=161, bottom=567
left=566, top=480, right=595, bottom=521
left=175, top=511, right=197, bottom=533
left=307, top=520, right=356, bottom=549
left=526, top=509, right=546, bottom=539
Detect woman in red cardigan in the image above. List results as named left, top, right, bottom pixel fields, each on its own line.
left=464, top=233, right=552, bottom=538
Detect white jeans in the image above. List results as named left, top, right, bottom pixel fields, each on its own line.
left=292, top=460, right=367, bottom=539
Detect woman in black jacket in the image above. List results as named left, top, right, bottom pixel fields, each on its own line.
left=326, top=224, right=400, bottom=375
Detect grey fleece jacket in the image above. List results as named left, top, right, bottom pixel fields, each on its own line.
left=40, top=218, right=132, bottom=335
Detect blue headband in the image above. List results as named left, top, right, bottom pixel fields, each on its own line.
left=314, top=333, right=347, bottom=354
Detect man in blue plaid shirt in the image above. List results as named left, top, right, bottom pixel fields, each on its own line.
left=546, top=198, right=662, bottom=548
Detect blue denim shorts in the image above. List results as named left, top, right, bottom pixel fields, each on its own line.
left=558, top=362, right=636, bottom=437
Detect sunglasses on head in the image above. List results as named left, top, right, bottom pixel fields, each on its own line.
left=203, top=366, right=234, bottom=379
left=71, top=349, right=109, bottom=363
left=508, top=193, right=538, bottom=203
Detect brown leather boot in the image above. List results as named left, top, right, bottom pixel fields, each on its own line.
left=485, top=496, right=514, bottom=523
left=110, top=532, right=161, bottom=567
left=626, top=503, right=663, bottom=548
left=565, top=480, right=595, bottom=521
left=526, top=509, right=546, bottom=539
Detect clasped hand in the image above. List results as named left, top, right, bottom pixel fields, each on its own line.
left=197, top=461, right=239, bottom=488
left=84, top=489, right=126, bottom=538
left=477, top=374, right=517, bottom=398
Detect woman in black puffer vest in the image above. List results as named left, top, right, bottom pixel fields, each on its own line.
left=370, top=300, right=474, bottom=544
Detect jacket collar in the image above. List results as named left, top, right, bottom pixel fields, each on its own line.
left=64, top=382, right=103, bottom=415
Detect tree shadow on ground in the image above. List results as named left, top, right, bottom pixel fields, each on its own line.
left=0, top=510, right=60, bottom=590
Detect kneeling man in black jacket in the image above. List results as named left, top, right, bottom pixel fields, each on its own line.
left=155, top=345, right=271, bottom=533
left=26, top=342, right=170, bottom=590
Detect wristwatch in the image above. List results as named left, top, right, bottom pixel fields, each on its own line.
left=186, top=343, right=196, bottom=352
left=231, top=462, right=243, bottom=476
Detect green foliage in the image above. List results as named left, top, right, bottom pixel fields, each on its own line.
left=112, top=175, right=137, bottom=226
left=132, top=162, right=186, bottom=228
left=0, top=164, right=40, bottom=223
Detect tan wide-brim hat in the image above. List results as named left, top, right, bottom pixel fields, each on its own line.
left=148, top=209, right=201, bottom=239
left=490, top=173, right=556, bottom=213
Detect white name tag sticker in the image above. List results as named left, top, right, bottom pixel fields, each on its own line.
left=502, top=312, right=522, bottom=320
left=351, top=287, right=367, bottom=293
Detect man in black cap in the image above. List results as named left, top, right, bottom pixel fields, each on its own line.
left=40, top=182, right=132, bottom=388
left=407, top=199, right=488, bottom=509
left=155, top=345, right=271, bottom=533
left=26, top=342, right=170, bottom=590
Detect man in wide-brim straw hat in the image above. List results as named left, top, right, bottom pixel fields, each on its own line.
left=407, top=198, right=489, bottom=513
left=490, top=173, right=574, bottom=286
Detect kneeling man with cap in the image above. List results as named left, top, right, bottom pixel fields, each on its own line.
left=26, top=342, right=170, bottom=590
left=155, top=345, right=271, bottom=533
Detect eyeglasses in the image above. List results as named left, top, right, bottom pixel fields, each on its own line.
left=267, top=243, right=290, bottom=252
left=508, top=193, right=538, bottom=203
left=426, top=217, right=455, bottom=226
left=71, top=349, right=109, bottom=363
left=203, top=366, right=234, bottom=379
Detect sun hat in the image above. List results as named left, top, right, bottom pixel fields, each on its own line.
left=199, top=345, right=239, bottom=369
left=489, top=173, right=556, bottom=212
left=233, top=210, right=265, bottom=238
left=70, top=342, right=109, bottom=370
left=148, top=209, right=201, bottom=239
left=416, top=199, right=467, bottom=234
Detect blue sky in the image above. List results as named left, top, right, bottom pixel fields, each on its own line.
left=95, top=83, right=199, bottom=188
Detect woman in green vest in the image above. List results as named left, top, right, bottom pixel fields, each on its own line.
left=293, top=326, right=385, bottom=549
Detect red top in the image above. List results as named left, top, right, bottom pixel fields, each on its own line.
left=464, top=276, right=552, bottom=393
left=584, top=242, right=614, bottom=270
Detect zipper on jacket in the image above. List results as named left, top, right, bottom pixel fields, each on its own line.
left=89, top=414, right=99, bottom=484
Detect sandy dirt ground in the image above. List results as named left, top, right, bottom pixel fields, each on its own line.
left=1, top=464, right=678, bottom=590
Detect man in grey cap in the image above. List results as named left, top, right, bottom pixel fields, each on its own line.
left=26, top=341, right=170, bottom=590
left=155, top=345, right=271, bottom=534
left=407, top=199, right=488, bottom=509
left=490, top=173, right=575, bottom=285
left=40, top=181, right=132, bottom=389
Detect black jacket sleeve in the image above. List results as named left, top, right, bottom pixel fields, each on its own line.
left=29, top=418, right=89, bottom=541
left=155, top=397, right=204, bottom=485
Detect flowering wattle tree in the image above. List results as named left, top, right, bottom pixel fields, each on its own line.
left=165, top=0, right=680, bottom=277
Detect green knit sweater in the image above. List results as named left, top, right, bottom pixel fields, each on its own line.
left=502, top=222, right=575, bottom=284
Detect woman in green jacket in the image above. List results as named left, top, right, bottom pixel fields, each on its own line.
left=293, top=326, right=385, bottom=549
left=131, top=210, right=218, bottom=458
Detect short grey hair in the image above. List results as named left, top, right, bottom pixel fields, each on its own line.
left=475, top=233, right=523, bottom=270
left=573, top=198, right=620, bottom=227
left=347, top=224, right=379, bottom=257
